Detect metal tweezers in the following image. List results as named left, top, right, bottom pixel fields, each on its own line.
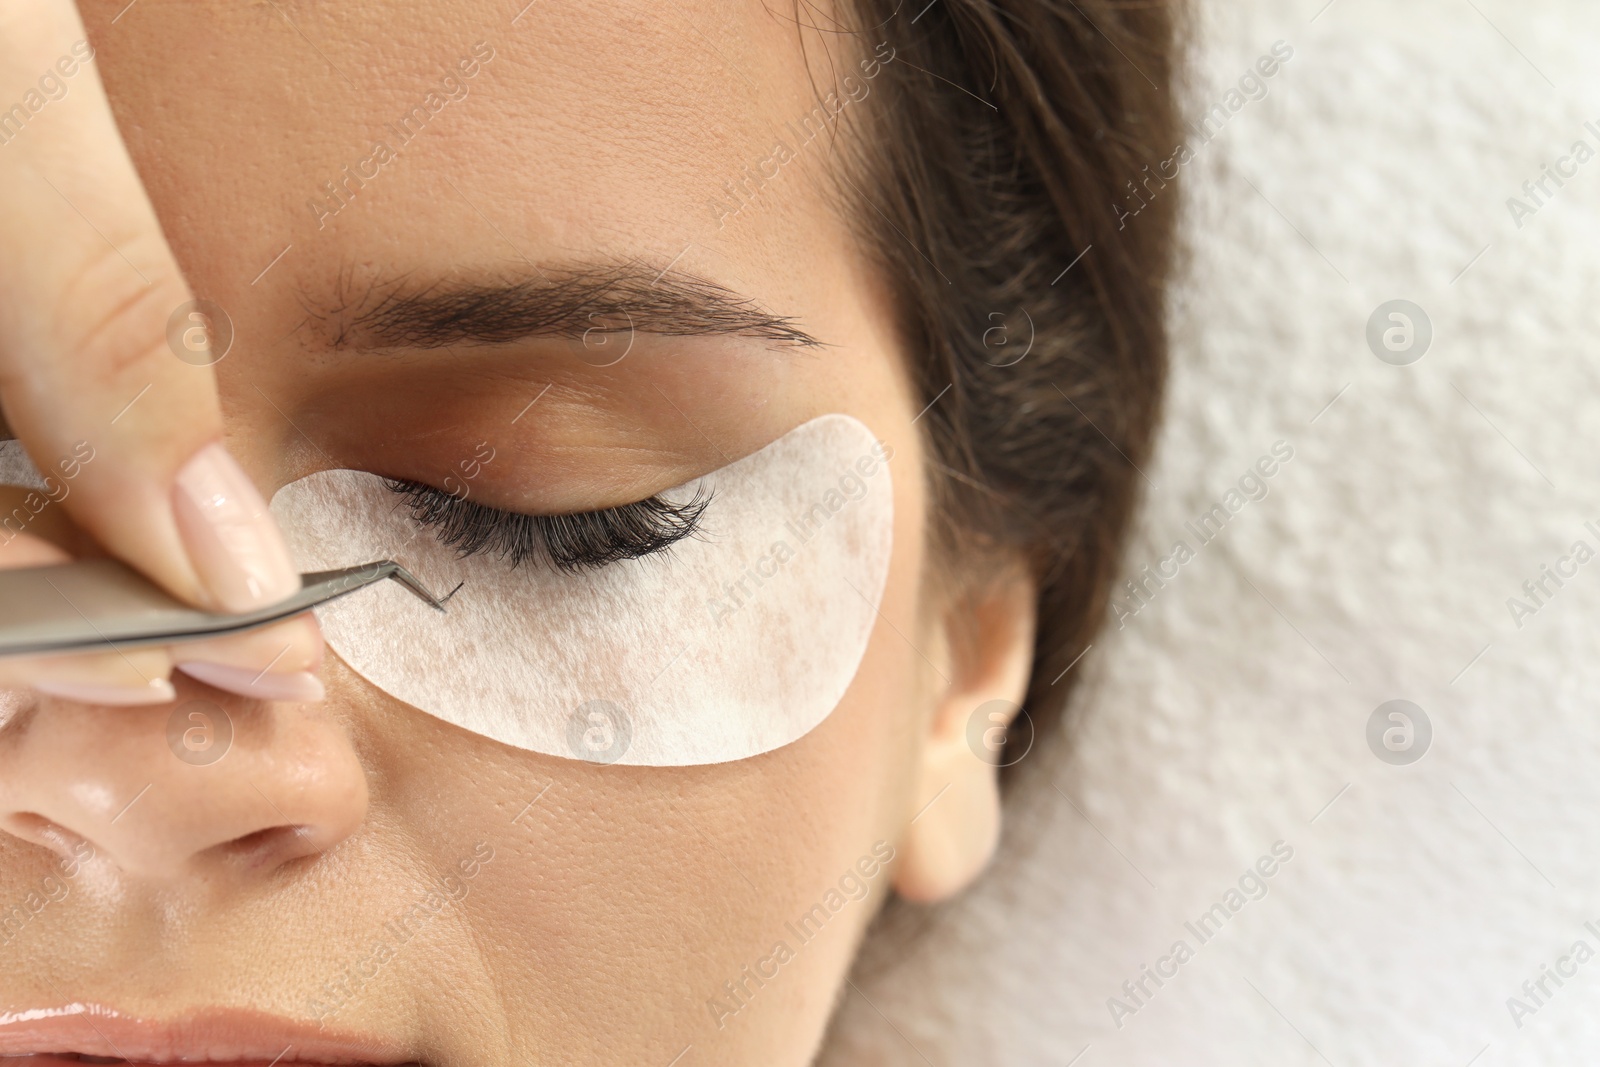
left=0, top=559, right=459, bottom=658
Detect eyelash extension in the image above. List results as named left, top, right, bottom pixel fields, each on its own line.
left=383, top=479, right=711, bottom=573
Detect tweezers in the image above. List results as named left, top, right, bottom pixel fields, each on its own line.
left=0, top=559, right=459, bottom=658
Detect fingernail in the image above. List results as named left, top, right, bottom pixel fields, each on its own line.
left=177, top=662, right=326, bottom=702
left=35, top=677, right=177, bottom=706
left=172, top=442, right=301, bottom=613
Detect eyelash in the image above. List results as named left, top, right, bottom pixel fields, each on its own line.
left=383, top=479, right=711, bottom=573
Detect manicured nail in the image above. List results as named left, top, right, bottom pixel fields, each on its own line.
left=35, top=677, right=177, bottom=706
left=172, top=442, right=301, bottom=613
left=177, top=662, right=325, bottom=702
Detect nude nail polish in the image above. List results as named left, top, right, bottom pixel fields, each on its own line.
left=172, top=442, right=301, bottom=613
left=177, top=662, right=326, bottom=702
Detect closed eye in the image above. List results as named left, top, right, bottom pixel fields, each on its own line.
left=383, top=479, right=711, bottom=573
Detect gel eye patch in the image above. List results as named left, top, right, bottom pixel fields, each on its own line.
left=268, top=414, right=894, bottom=766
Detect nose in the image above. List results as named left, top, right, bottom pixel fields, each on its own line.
left=0, top=676, right=367, bottom=880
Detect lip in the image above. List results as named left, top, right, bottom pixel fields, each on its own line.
left=0, top=1005, right=416, bottom=1065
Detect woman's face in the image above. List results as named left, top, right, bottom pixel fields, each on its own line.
left=0, top=2, right=1028, bottom=1064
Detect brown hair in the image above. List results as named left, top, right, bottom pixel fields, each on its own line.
left=838, top=0, right=1183, bottom=762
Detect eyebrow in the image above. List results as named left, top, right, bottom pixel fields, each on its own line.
left=315, top=261, right=824, bottom=350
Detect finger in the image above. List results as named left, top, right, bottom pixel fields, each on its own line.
left=0, top=524, right=71, bottom=568
left=1, top=651, right=176, bottom=706
left=0, top=529, right=322, bottom=703
left=0, top=620, right=327, bottom=706
left=173, top=613, right=326, bottom=702
left=0, top=2, right=300, bottom=614
left=0, top=528, right=170, bottom=700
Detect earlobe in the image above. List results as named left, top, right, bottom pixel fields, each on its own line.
left=892, top=567, right=1037, bottom=903
left=893, top=716, right=1007, bottom=902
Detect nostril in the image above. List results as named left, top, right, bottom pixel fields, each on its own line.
left=0, top=699, right=368, bottom=879
left=1, top=811, right=52, bottom=839
left=212, top=823, right=317, bottom=869
left=0, top=811, right=93, bottom=860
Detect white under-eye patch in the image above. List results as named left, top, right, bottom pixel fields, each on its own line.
left=268, top=414, right=894, bottom=766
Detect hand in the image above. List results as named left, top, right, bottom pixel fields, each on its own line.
left=0, top=1, right=322, bottom=705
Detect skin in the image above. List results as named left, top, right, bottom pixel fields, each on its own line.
left=0, top=1, right=1037, bottom=1064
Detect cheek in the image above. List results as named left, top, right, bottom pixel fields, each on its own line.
left=334, top=428, right=930, bottom=1060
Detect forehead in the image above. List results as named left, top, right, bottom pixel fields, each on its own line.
left=84, top=0, right=864, bottom=336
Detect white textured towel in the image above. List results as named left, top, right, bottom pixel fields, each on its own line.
left=821, top=1, right=1600, bottom=1063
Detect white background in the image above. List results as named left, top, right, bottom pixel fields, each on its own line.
left=822, top=1, right=1600, bottom=1063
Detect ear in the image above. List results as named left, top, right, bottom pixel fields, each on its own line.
left=893, top=566, right=1037, bottom=902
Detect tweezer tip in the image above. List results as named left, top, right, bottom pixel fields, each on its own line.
left=381, top=563, right=462, bottom=612
left=436, top=581, right=465, bottom=610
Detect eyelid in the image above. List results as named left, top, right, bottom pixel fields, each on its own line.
left=383, top=478, right=711, bottom=572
